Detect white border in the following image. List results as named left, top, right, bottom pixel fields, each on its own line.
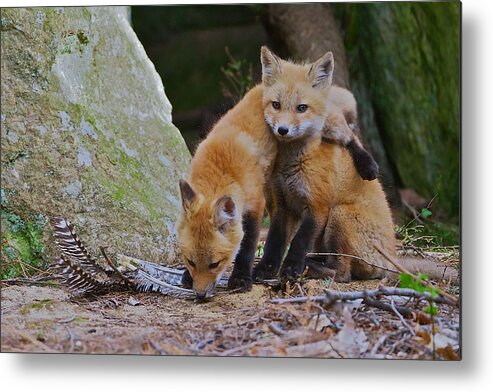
left=2, top=0, right=492, bottom=391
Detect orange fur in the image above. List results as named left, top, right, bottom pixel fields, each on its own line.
left=176, top=85, right=277, bottom=296
left=299, top=139, right=396, bottom=280
left=257, top=47, right=397, bottom=281
left=178, top=48, right=394, bottom=296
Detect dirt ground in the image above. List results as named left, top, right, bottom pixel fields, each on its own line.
left=1, top=277, right=459, bottom=359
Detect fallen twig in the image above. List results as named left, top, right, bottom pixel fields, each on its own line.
left=100, top=246, right=133, bottom=286
left=363, top=296, right=412, bottom=318
left=270, top=285, right=456, bottom=320
left=390, top=297, right=415, bottom=335
left=369, top=334, right=389, bottom=358
left=2, top=275, right=63, bottom=286
left=307, top=287, right=452, bottom=305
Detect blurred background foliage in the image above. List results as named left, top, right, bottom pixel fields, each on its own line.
left=131, top=2, right=460, bottom=241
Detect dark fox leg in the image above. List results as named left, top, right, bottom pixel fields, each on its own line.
left=346, top=138, right=379, bottom=181
left=228, top=212, right=261, bottom=292
left=280, top=213, right=318, bottom=281
left=253, top=209, right=293, bottom=281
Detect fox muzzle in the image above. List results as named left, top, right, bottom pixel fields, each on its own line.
left=193, top=282, right=216, bottom=300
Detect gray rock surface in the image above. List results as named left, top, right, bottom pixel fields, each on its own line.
left=1, top=7, right=191, bottom=276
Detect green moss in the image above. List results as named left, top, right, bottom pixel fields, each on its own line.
left=63, top=102, right=181, bottom=222
left=77, top=31, right=89, bottom=45
left=20, top=299, right=54, bottom=315
left=72, top=315, right=89, bottom=325
left=26, top=319, right=55, bottom=329
left=6, top=149, right=29, bottom=166
left=2, top=7, right=190, bottom=266
left=59, top=30, right=89, bottom=55
left=81, top=8, right=91, bottom=19
left=335, top=2, right=460, bottom=216
left=1, top=201, right=47, bottom=279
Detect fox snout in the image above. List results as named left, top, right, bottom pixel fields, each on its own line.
left=274, top=123, right=299, bottom=140
left=277, top=126, right=289, bottom=136
left=193, top=281, right=216, bottom=300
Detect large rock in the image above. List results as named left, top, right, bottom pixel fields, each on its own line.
left=1, top=7, right=191, bottom=277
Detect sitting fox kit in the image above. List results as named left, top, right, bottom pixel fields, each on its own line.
left=260, top=47, right=378, bottom=181
left=176, top=48, right=382, bottom=299
left=253, top=47, right=396, bottom=282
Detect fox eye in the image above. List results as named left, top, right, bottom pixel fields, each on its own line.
left=187, top=260, right=196, bottom=268
left=272, top=101, right=281, bottom=110
left=209, top=261, right=220, bottom=270
left=296, top=104, right=308, bottom=113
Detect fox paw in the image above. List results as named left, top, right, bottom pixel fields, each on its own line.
left=181, top=269, right=193, bottom=289
left=356, top=152, right=379, bottom=181
left=253, top=261, right=279, bottom=281
left=228, top=273, right=252, bottom=292
left=280, top=262, right=305, bottom=282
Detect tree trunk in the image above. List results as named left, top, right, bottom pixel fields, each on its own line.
left=262, top=3, right=401, bottom=208
left=335, top=2, right=460, bottom=217
left=262, top=3, right=350, bottom=89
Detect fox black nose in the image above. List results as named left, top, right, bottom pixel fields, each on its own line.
left=195, top=291, right=207, bottom=300
left=278, top=126, right=289, bottom=136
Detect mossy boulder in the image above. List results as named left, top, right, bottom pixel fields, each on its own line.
left=1, top=7, right=191, bottom=277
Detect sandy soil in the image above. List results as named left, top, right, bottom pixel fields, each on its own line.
left=1, top=277, right=458, bottom=359
left=1, top=279, right=377, bottom=355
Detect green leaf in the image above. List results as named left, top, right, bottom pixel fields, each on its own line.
left=421, top=208, right=432, bottom=218
left=399, top=273, right=413, bottom=288
left=417, top=273, right=429, bottom=281
left=424, top=303, right=438, bottom=315
left=426, top=286, right=441, bottom=299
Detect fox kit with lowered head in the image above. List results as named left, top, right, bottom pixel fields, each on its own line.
left=176, top=86, right=277, bottom=299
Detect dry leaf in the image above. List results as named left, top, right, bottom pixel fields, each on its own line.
left=436, top=344, right=459, bottom=360
left=307, top=313, right=332, bottom=332
left=331, top=306, right=369, bottom=357
left=433, top=333, right=456, bottom=349
left=414, top=311, right=432, bottom=325
left=416, top=330, right=431, bottom=345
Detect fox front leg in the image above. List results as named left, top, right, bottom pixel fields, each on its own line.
left=253, top=209, right=292, bottom=281
left=346, top=138, right=379, bottom=181
left=280, top=214, right=318, bottom=281
left=228, top=212, right=262, bottom=292
left=324, top=111, right=379, bottom=181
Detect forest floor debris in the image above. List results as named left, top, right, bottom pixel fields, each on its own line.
left=1, top=265, right=460, bottom=359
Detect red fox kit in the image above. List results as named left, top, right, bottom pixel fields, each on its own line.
left=176, top=86, right=277, bottom=298
left=253, top=47, right=397, bottom=281
left=176, top=49, right=381, bottom=299
left=253, top=47, right=455, bottom=283
left=260, top=47, right=378, bottom=181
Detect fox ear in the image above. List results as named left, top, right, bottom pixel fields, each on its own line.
left=308, top=51, right=334, bottom=89
left=179, top=179, right=196, bottom=212
left=214, top=195, right=239, bottom=233
left=260, top=46, right=282, bottom=86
